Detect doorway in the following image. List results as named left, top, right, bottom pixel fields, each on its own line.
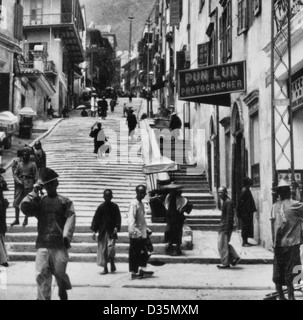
left=232, top=104, right=246, bottom=207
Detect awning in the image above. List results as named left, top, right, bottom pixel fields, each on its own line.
left=143, top=156, right=179, bottom=175
left=0, top=132, right=6, bottom=141
left=151, top=80, right=168, bottom=92
left=83, top=87, right=96, bottom=92
left=19, top=107, right=37, bottom=117
left=181, top=93, right=231, bottom=107
left=0, top=112, right=18, bottom=125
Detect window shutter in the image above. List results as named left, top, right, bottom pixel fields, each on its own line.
left=199, top=0, right=205, bottom=13
left=219, top=16, right=224, bottom=63
left=198, top=42, right=209, bottom=68
left=227, top=0, right=232, bottom=58
left=14, top=3, right=24, bottom=41
left=179, top=0, right=183, bottom=20
left=238, top=0, right=248, bottom=35
left=23, top=43, right=30, bottom=62
left=254, top=0, right=261, bottom=16
left=176, top=51, right=186, bottom=71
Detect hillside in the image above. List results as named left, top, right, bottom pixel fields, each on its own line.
left=81, top=0, right=156, bottom=50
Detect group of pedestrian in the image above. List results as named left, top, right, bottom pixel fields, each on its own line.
left=89, top=94, right=117, bottom=119
left=90, top=185, right=156, bottom=280
left=11, top=142, right=46, bottom=227
left=217, top=177, right=257, bottom=270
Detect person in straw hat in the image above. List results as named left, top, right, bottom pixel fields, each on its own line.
left=21, top=168, right=76, bottom=300
left=271, top=178, right=303, bottom=300
left=164, top=184, right=193, bottom=256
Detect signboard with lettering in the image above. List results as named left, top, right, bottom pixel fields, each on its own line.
left=178, top=61, right=246, bottom=100
left=170, top=0, right=180, bottom=27
left=291, top=75, right=303, bottom=112
left=198, top=43, right=209, bottom=68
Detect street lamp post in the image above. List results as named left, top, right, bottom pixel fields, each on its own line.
left=128, top=17, right=134, bottom=62
left=146, top=18, right=151, bottom=118
left=128, top=16, right=134, bottom=94
left=149, top=71, right=154, bottom=118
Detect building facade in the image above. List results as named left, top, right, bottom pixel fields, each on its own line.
left=141, top=0, right=303, bottom=249
left=0, top=0, right=24, bottom=113
left=21, top=0, right=85, bottom=115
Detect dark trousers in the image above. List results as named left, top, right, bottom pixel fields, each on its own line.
left=273, top=245, right=302, bottom=287
left=241, top=213, right=254, bottom=242
left=129, top=238, right=149, bottom=273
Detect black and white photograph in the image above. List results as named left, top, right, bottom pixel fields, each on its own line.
left=0, top=0, right=302, bottom=304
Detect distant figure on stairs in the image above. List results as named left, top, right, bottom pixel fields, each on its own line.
left=127, top=109, right=138, bottom=142
left=91, top=189, right=121, bottom=275
left=98, top=97, right=108, bottom=120
left=110, top=98, right=117, bottom=113
left=31, top=141, right=47, bottom=179
left=81, top=109, right=89, bottom=117
left=90, top=123, right=107, bottom=155
left=11, top=149, right=38, bottom=227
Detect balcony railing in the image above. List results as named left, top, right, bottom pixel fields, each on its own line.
left=22, top=60, right=57, bottom=74
left=23, top=13, right=73, bottom=26
left=23, top=13, right=84, bottom=33
left=23, top=61, right=34, bottom=69
left=45, top=61, right=57, bottom=74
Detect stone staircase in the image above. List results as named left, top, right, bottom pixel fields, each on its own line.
left=159, top=136, right=218, bottom=231
left=2, top=100, right=200, bottom=263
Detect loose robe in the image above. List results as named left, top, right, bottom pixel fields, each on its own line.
left=91, top=202, right=121, bottom=267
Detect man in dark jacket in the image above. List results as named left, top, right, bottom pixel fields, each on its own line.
left=90, top=123, right=106, bottom=155
left=21, top=168, right=76, bottom=300
left=98, top=97, right=108, bottom=120
left=91, top=190, right=121, bottom=275
left=126, top=110, right=138, bottom=141
left=217, top=187, right=240, bottom=269
left=237, top=177, right=257, bottom=247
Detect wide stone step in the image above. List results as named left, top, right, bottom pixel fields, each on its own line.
left=189, top=224, right=220, bottom=231
left=8, top=242, right=171, bottom=255
left=186, top=219, right=220, bottom=225
left=193, top=204, right=217, bottom=210
left=6, top=252, right=273, bottom=264
left=6, top=224, right=167, bottom=234
left=6, top=232, right=166, bottom=244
